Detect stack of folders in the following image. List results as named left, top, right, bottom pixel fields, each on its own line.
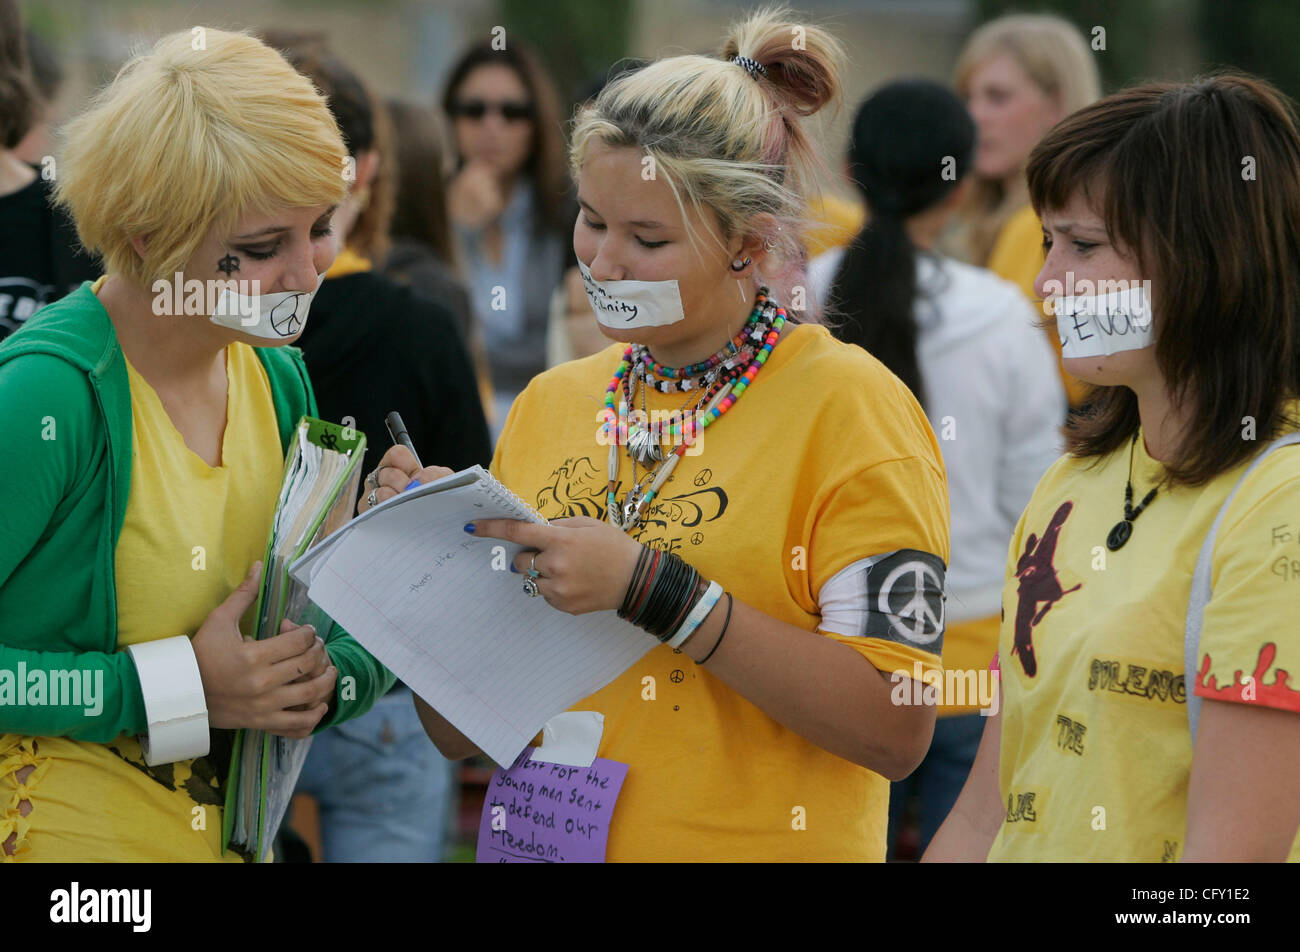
left=221, top=416, right=366, bottom=862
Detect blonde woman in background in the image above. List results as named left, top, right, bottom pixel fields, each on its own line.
left=951, top=13, right=1100, bottom=406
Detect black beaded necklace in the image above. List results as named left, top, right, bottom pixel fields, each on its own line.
left=1106, top=431, right=1159, bottom=551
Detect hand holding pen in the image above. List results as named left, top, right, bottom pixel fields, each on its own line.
left=359, top=410, right=454, bottom=513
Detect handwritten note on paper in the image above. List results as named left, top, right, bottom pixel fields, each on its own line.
left=289, top=470, right=658, bottom=768
left=475, top=748, right=629, bottom=863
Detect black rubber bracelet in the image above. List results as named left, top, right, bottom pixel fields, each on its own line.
left=639, top=552, right=693, bottom=638
left=697, top=591, right=733, bottom=664
left=640, top=554, right=686, bottom=637
left=619, top=545, right=654, bottom=618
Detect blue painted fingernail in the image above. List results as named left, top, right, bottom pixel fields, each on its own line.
left=405, top=478, right=422, bottom=491
left=463, top=523, right=476, bottom=533
left=509, top=563, right=518, bottom=573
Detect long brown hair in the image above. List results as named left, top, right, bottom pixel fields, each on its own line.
left=0, top=0, right=37, bottom=149
left=1027, top=73, right=1300, bottom=486
left=441, top=39, right=569, bottom=236
left=386, top=98, right=457, bottom=270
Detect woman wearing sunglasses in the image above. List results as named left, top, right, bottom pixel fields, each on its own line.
left=441, top=41, right=574, bottom=437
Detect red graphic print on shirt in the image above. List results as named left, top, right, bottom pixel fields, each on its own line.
left=1196, top=642, right=1300, bottom=713
left=1011, top=501, right=1082, bottom=677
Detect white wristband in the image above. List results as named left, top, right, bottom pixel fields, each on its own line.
left=126, top=636, right=210, bottom=766
left=666, top=580, right=724, bottom=649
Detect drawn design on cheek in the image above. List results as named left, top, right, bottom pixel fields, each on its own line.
left=218, top=254, right=240, bottom=276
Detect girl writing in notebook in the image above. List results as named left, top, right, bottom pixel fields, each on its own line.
left=367, top=7, right=950, bottom=861
left=0, top=28, right=393, bottom=861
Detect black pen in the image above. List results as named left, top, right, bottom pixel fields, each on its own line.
left=385, top=411, right=424, bottom=488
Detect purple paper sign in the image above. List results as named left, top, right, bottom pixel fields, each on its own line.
left=475, top=748, right=629, bottom=863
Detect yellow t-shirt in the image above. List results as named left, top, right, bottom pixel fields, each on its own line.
left=990, top=410, right=1300, bottom=862
left=940, top=615, right=999, bottom=716
left=10, top=318, right=284, bottom=861
left=987, top=204, right=1088, bottom=408
left=491, top=322, right=950, bottom=861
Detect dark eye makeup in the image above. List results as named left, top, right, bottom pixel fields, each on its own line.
left=237, top=223, right=334, bottom=261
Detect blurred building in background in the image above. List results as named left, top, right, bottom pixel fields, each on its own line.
left=25, top=0, right=1289, bottom=210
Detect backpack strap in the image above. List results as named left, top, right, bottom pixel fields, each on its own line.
left=1185, top=431, right=1300, bottom=743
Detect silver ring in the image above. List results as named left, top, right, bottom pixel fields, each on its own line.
left=366, top=488, right=379, bottom=508
left=523, top=577, right=540, bottom=597
left=366, top=469, right=380, bottom=490
left=528, top=553, right=540, bottom=579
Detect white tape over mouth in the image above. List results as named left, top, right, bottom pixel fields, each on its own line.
left=210, top=271, right=327, bottom=339
left=578, top=259, right=686, bottom=328
left=1052, top=283, right=1154, bottom=358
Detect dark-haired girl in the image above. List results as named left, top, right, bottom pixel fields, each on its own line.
left=442, top=40, right=574, bottom=436
left=927, top=74, right=1300, bottom=862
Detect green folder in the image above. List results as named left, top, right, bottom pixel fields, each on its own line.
left=221, top=416, right=366, bottom=861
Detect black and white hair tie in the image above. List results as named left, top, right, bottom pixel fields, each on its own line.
left=731, top=55, right=767, bottom=80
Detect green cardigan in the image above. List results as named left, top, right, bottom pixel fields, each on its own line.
left=0, top=282, right=393, bottom=741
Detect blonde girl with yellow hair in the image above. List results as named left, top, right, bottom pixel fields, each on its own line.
left=0, top=28, right=393, bottom=861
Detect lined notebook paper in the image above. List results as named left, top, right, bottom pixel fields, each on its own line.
left=289, top=466, right=658, bottom=766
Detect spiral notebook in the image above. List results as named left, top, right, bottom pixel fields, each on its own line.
left=288, top=465, right=658, bottom=767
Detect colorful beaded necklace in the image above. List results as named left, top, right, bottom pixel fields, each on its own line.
left=618, top=304, right=774, bottom=461
left=600, top=288, right=787, bottom=532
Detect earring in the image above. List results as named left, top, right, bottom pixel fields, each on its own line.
left=730, top=256, right=752, bottom=272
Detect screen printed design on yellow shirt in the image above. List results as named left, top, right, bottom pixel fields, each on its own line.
left=491, top=322, right=950, bottom=861
left=991, top=413, right=1300, bottom=862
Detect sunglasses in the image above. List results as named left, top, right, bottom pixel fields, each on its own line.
left=449, top=99, right=536, bottom=122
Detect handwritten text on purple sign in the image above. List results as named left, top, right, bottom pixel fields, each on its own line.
left=476, top=748, right=628, bottom=863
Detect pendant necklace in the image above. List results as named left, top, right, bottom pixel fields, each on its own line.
left=600, top=289, right=786, bottom=533
left=1106, top=431, right=1159, bottom=551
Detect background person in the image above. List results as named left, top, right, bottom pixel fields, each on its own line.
left=266, top=32, right=492, bottom=863
left=0, top=1, right=97, bottom=340
left=809, top=78, right=1065, bottom=860
left=950, top=13, right=1100, bottom=406
left=383, top=97, right=495, bottom=419
left=441, top=38, right=574, bottom=438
